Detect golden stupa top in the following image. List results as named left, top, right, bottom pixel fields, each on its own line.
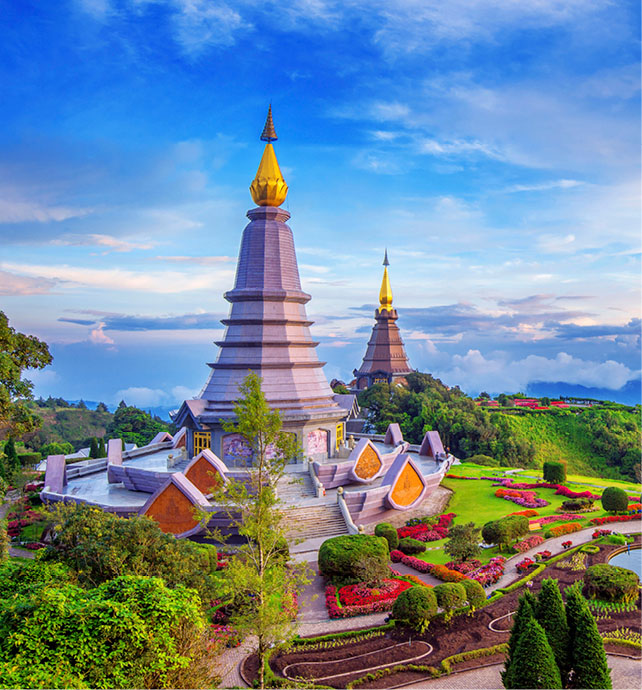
left=250, top=106, right=288, bottom=207
left=379, top=250, right=393, bottom=310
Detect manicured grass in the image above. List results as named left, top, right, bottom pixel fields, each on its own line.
left=19, top=520, right=48, bottom=543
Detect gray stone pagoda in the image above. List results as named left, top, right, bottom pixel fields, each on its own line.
left=174, top=109, right=347, bottom=463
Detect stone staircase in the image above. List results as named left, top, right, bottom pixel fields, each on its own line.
left=276, top=471, right=316, bottom=501
left=281, top=504, right=348, bottom=541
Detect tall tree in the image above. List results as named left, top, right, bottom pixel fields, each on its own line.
left=213, top=372, right=311, bottom=690
left=444, top=522, right=482, bottom=562
left=505, top=618, right=563, bottom=689
left=89, top=437, right=99, bottom=459
left=536, top=578, right=570, bottom=682
left=98, top=437, right=107, bottom=458
left=566, top=584, right=612, bottom=689
left=0, top=311, right=52, bottom=437
left=502, top=591, right=537, bottom=687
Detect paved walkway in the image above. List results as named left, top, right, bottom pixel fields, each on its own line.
left=399, top=656, right=641, bottom=689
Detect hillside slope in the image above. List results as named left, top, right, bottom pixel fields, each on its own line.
left=24, top=407, right=113, bottom=451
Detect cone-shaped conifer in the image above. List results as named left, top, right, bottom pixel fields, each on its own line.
left=504, top=617, right=562, bottom=689
left=570, top=598, right=612, bottom=689
left=502, top=590, right=536, bottom=687
left=89, top=437, right=99, bottom=459
left=536, top=578, right=570, bottom=681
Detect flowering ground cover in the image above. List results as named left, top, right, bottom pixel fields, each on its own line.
left=397, top=513, right=455, bottom=542
left=325, top=577, right=413, bottom=618
left=513, top=535, right=545, bottom=553
left=494, top=487, right=548, bottom=509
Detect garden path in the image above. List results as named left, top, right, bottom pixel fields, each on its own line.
left=397, top=655, right=641, bottom=690
left=487, top=520, right=641, bottom=593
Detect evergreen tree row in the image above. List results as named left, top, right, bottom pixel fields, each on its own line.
left=502, top=579, right=611, bottom=689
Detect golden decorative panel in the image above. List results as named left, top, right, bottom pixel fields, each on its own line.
left=354, top=444, right=382, bottom=480
left=144, top=483, right=199, bottom=535
left=390, top=463, right=424, bottom=507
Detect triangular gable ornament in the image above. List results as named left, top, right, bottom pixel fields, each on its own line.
left=419, top=430, right=445, bottom=458
left=384, top=423, right=404, bottom=446
left=382, top=453, right=428, bottom=511
left=139, top=473, right=209, bottom=538
left=172, top=427, right=187, bottom=449
left=348, top=438, right=384, bottom=483
left=184, top=448, right=228, bottom=495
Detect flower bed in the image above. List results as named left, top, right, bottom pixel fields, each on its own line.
left=590, top=513, right=641, bottom=526
left=431, top=564, right=469, bottom=583
left=397, top=513, right=455, bottom=542
left=592, top=529, right=612, bottom=539
left=209, top=624, right=241, bottom=648
left=445, top=559, right=482, bottom=574
left=390, top=551, right=433, bottom=573
left=549, top=522, right=583, bottom=537
left=516, top=557, right=536, bottom=573
left=468, top=557, right=506, bottom=587
left=562, top=540, right=573, bottom=549
left=495, top=488, right=548, bottom=509
left=530, top=513, right=583, bottom=526
left=326, top=578, right=413, bottom=618
left=509, top=509, right=539, bottom=517
left=535, top=550, right=552, bottom=560
left=498, top=479, right=600, bottom=501
left=513, top=535, right=545, bottom=553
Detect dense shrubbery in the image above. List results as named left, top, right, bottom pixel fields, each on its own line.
left=318, top=534, right=389, bottom=585
left=433, top=582, right=466, bottom=621
left=374, top=522, right=398, bottom=551
left=584, top=564, right=639, bottom=604
left=543, top=461, right=566, bottom=484
left=461, top=579, right=486, bottom=609
left=601, top=487, right=629, bottom=513
left=398, top=537, right=426, bottom=555
left=482, top=515, right=529, bottom=548
left=392, top=586, right=438, bottom=632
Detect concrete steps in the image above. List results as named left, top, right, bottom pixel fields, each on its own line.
left=281, top=504, right=347, bottom=541
left=276, top=471, right=316, bottom=500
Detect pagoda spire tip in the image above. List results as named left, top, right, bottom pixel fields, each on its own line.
left=383, top=248, right=389, bottom=266
left=260, top=104, right=278, bottom=143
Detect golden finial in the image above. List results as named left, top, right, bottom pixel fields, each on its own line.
left=379, top=251, right=393, bottom=310
left=250, top=106, right=288, bottom=206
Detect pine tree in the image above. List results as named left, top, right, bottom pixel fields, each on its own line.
left=89, top=438, right=99, bottom=459
left=567, top=586, right=612, bottom=689
left=502, top=590, right=537, bottom=687
left=505, top=618, right=563, bottom=689
left=536, top=578, right=570, bottom=681
left=4, top=438, right=19, bottom=473
left=98, top=438, right=107, bottom=458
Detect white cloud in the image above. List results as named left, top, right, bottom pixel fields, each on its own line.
left=169, top=0, right=250, bottom=54
left=115, top=386, right=169, bottom=407
left=0, top=198, right=93, bottom=224
left=505, top=179, right=584, bottom=193
left=434, top=349, right=637, bottom=395
left=0, top=270, right=57, bottom=296
left=54, top=234, right=154, bottom=252
left=89, top=322, right=115, bottom=346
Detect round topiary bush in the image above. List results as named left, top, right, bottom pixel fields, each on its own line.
left=584, top=563, right=639, bottom=604
left=398, top=537, right=427, bottom=555
left=392, top=585, right=437, bottom=632
left=374, top=522, right=398, bottom=551
left=433, top=582, right=467, bottom=620
left=543, top=461, right=566, bottom=484
left=461, top=578, right=486, bottom=609
left=601, top=487, right=629, bottom=513
left=318, top=534, right=389, bottom=585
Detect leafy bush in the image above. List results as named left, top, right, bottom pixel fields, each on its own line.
left=318, top=534, right=389, bottom=585
left=601, top=487, right=629, bottom=513
left=461, top=578, right=486, bottom=609
left=433, top=583, right=467, bottom=621
left=374, top=522, right=398, bottom=551
left=543, top=461, right=566, bottom=484
left=392, top=586, right=437, bottom=632
left=561, top=497, right=594, bottom=511
left=584, top=564, right=639, bottom=604
left=482, top=515, right=529, bottom=547
left=606, top=533, right=627, bottom=545
left=398, top=537, right=426, bottom=555
left=464, top=454, right=496, bottom=466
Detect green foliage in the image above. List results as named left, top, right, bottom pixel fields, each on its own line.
left=482, top=515, right=528, bottom=548
left=503, top=590, right=536, bottom=686
left=391, top=585, right=437, bottom=632
left=89, top=437, right=99, bottom=458
left=357, top=373, right=536, bottom=466
left=535, top=579, right=570, bottom=680
left=398, top=536, right=426, bottom=555
left=374, top=522, right=398, bottom=550
left=0, top=521, right=7, bottom=565
left=543, top=461, right=566, bottom=484
left=584, top=564, right=639, bottom=604
left=601, top=486, right=629, bottom=512
left=0, top=574, right=211, bottom=689
left=433, top=583, right=466, bottom=621
left=42, top=503, right=218, bottom=601
left=566, top=585, right=612, bottom=689
left=464, top=454, right=497, bottom=466
left=0, top=559, right=75, bottom=599
left=461, top=578, right=486, bottom=609
left=503, top=618, right=563, bottom=689
left=318, top=534, right=390, bottom=585
left=444, top=521, right=482, bottom=562
left=331, top=382, right=350, bottom=394
left=106, top=405, right=170, bottom=447
left=0, top=311, right=52, bottom=440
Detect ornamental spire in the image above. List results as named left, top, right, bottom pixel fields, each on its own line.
left=250, top=106, right=288, bottom=206
left=379, top=251, right=393, bottom=310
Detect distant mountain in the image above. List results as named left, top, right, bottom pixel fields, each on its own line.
left=526, top=379, right=641, bottom=406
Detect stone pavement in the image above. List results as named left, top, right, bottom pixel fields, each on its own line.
left=398, top=656, right=641, bottom=689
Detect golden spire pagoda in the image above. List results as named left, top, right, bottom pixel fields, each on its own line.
left=250, top=106, right=288, bottom=207
left=379, top=249, right=393, bottom=310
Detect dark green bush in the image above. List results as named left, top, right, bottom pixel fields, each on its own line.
left=398, top=537, right=426, bottom=555
left=601, top=487, right=628, bottom=513
left=461, top=578, right=486, bottom=609
left=561, top=497, right=593, bottom=511
left=318, top=534, right=389, bottom=585
left=392, top=586, right=437, bottom=632
left=543, top=461, right=566, bottom=484
left=433, top=583, right=467, bottom=621
left=374, top=522, right=398, bottom=551
left=464, top=454, right=496, bottom=466
left=584, top=564, right=639, bottom=604
left=482, top=515, right=529, bottom=547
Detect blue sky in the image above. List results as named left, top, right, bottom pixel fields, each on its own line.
left=1, top=0, right=640, bottom=409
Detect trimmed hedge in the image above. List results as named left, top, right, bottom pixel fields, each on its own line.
left=392, top=586, right=437, bottom=632
left=461, top=579, right=486, bottom=609
left=318, top=534, right=389, bottom=585
left=398, top=537, right=427, bottom=555
left=433, top=582, right=467, bottom=621
left=374, top=523, right=398, bottom=551
left=584, top=564, right=639, bottom=604
left=543, top=461, right=566, bottom=484
left=601, top=487, right=629, bottom=513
